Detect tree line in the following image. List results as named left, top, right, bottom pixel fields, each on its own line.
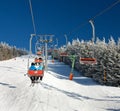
left=58, top=36, right=120, bottom=87
left=0, top=42, right=28, bottom=61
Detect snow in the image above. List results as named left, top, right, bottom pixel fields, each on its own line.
left=0, top=55, right=120, bottom=111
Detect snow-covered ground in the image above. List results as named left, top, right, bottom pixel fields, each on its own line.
left=0, top=55, right=120, bottom=111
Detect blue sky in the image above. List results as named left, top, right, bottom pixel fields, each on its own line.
left=0, top=0, right=120, bottom=51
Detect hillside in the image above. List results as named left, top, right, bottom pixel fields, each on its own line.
left=0, top=55, right=120, bottom=111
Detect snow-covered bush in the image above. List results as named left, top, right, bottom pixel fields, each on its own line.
left=59, top=37, right=120, bottom=87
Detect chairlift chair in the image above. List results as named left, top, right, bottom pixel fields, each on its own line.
left=28, top=70, right=44, bottom=77
left=37, top=51, right=42, bottom=55
left=27, top=69, right=44, bottom=81
left=27, top=61, right=45, bottom=82
left=60, top=52, right=68, bottom=57
left=79, top=57, right=97, bottom=65
left=79, top=44, right=97, bottom=65
left=34, top=57, right=43, bottom=63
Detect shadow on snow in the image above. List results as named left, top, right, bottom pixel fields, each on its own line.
left=0, top=82, right=16, bottom=88
left=48, top=61, right=99, bottom=86
left=106, top=108, right=120, bottom=111
left=41, top=82, right=120, bottom=103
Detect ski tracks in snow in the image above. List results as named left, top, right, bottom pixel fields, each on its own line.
left=1, top=56, right=120, bottom=111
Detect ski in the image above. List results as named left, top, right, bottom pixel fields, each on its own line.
left=30, top=83, right=35, bottom=87
left=29, top=80, right=42, bottom=87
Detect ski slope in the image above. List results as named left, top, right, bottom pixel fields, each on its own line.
left=0, top=55, right=120, bottom=111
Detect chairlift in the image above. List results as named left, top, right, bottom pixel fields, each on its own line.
left=54, top=49, right=58, bottom=52
left=37, top=51, right=42, bottom=55
left=60, top=52, right=68, bottom=57
left=28, top=70, right=44, bottom=77
left=27, top=68, right=44, bottom=82
left=79, top=44, right=97, bottom=65
left=79, top=57, right=97, bottom=65
left=52, top=49, right=59, bottom=59
left=34, top=57, right=43, bottom=63
left=27, top=60, right=45, bottom=83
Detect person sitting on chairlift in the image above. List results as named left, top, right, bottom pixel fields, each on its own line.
left=29, top=62, right=37, bottom=70
left=29, top=63, right=37, bottom=83
left=37, top=63, right=43, bottom=70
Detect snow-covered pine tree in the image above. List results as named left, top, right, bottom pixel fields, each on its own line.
left=60, top=37, right=120, bottom=87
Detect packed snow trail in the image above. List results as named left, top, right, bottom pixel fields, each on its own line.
left=0, top=55, right=120, bottom=111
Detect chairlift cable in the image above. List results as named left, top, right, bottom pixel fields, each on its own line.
left=29, top=0, right=37, bottom=35
left=67, top=21, right=89, bottom=37
left=91, top=0, right=120, bottom=20
left=67, top=0, right=120, bottom=37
